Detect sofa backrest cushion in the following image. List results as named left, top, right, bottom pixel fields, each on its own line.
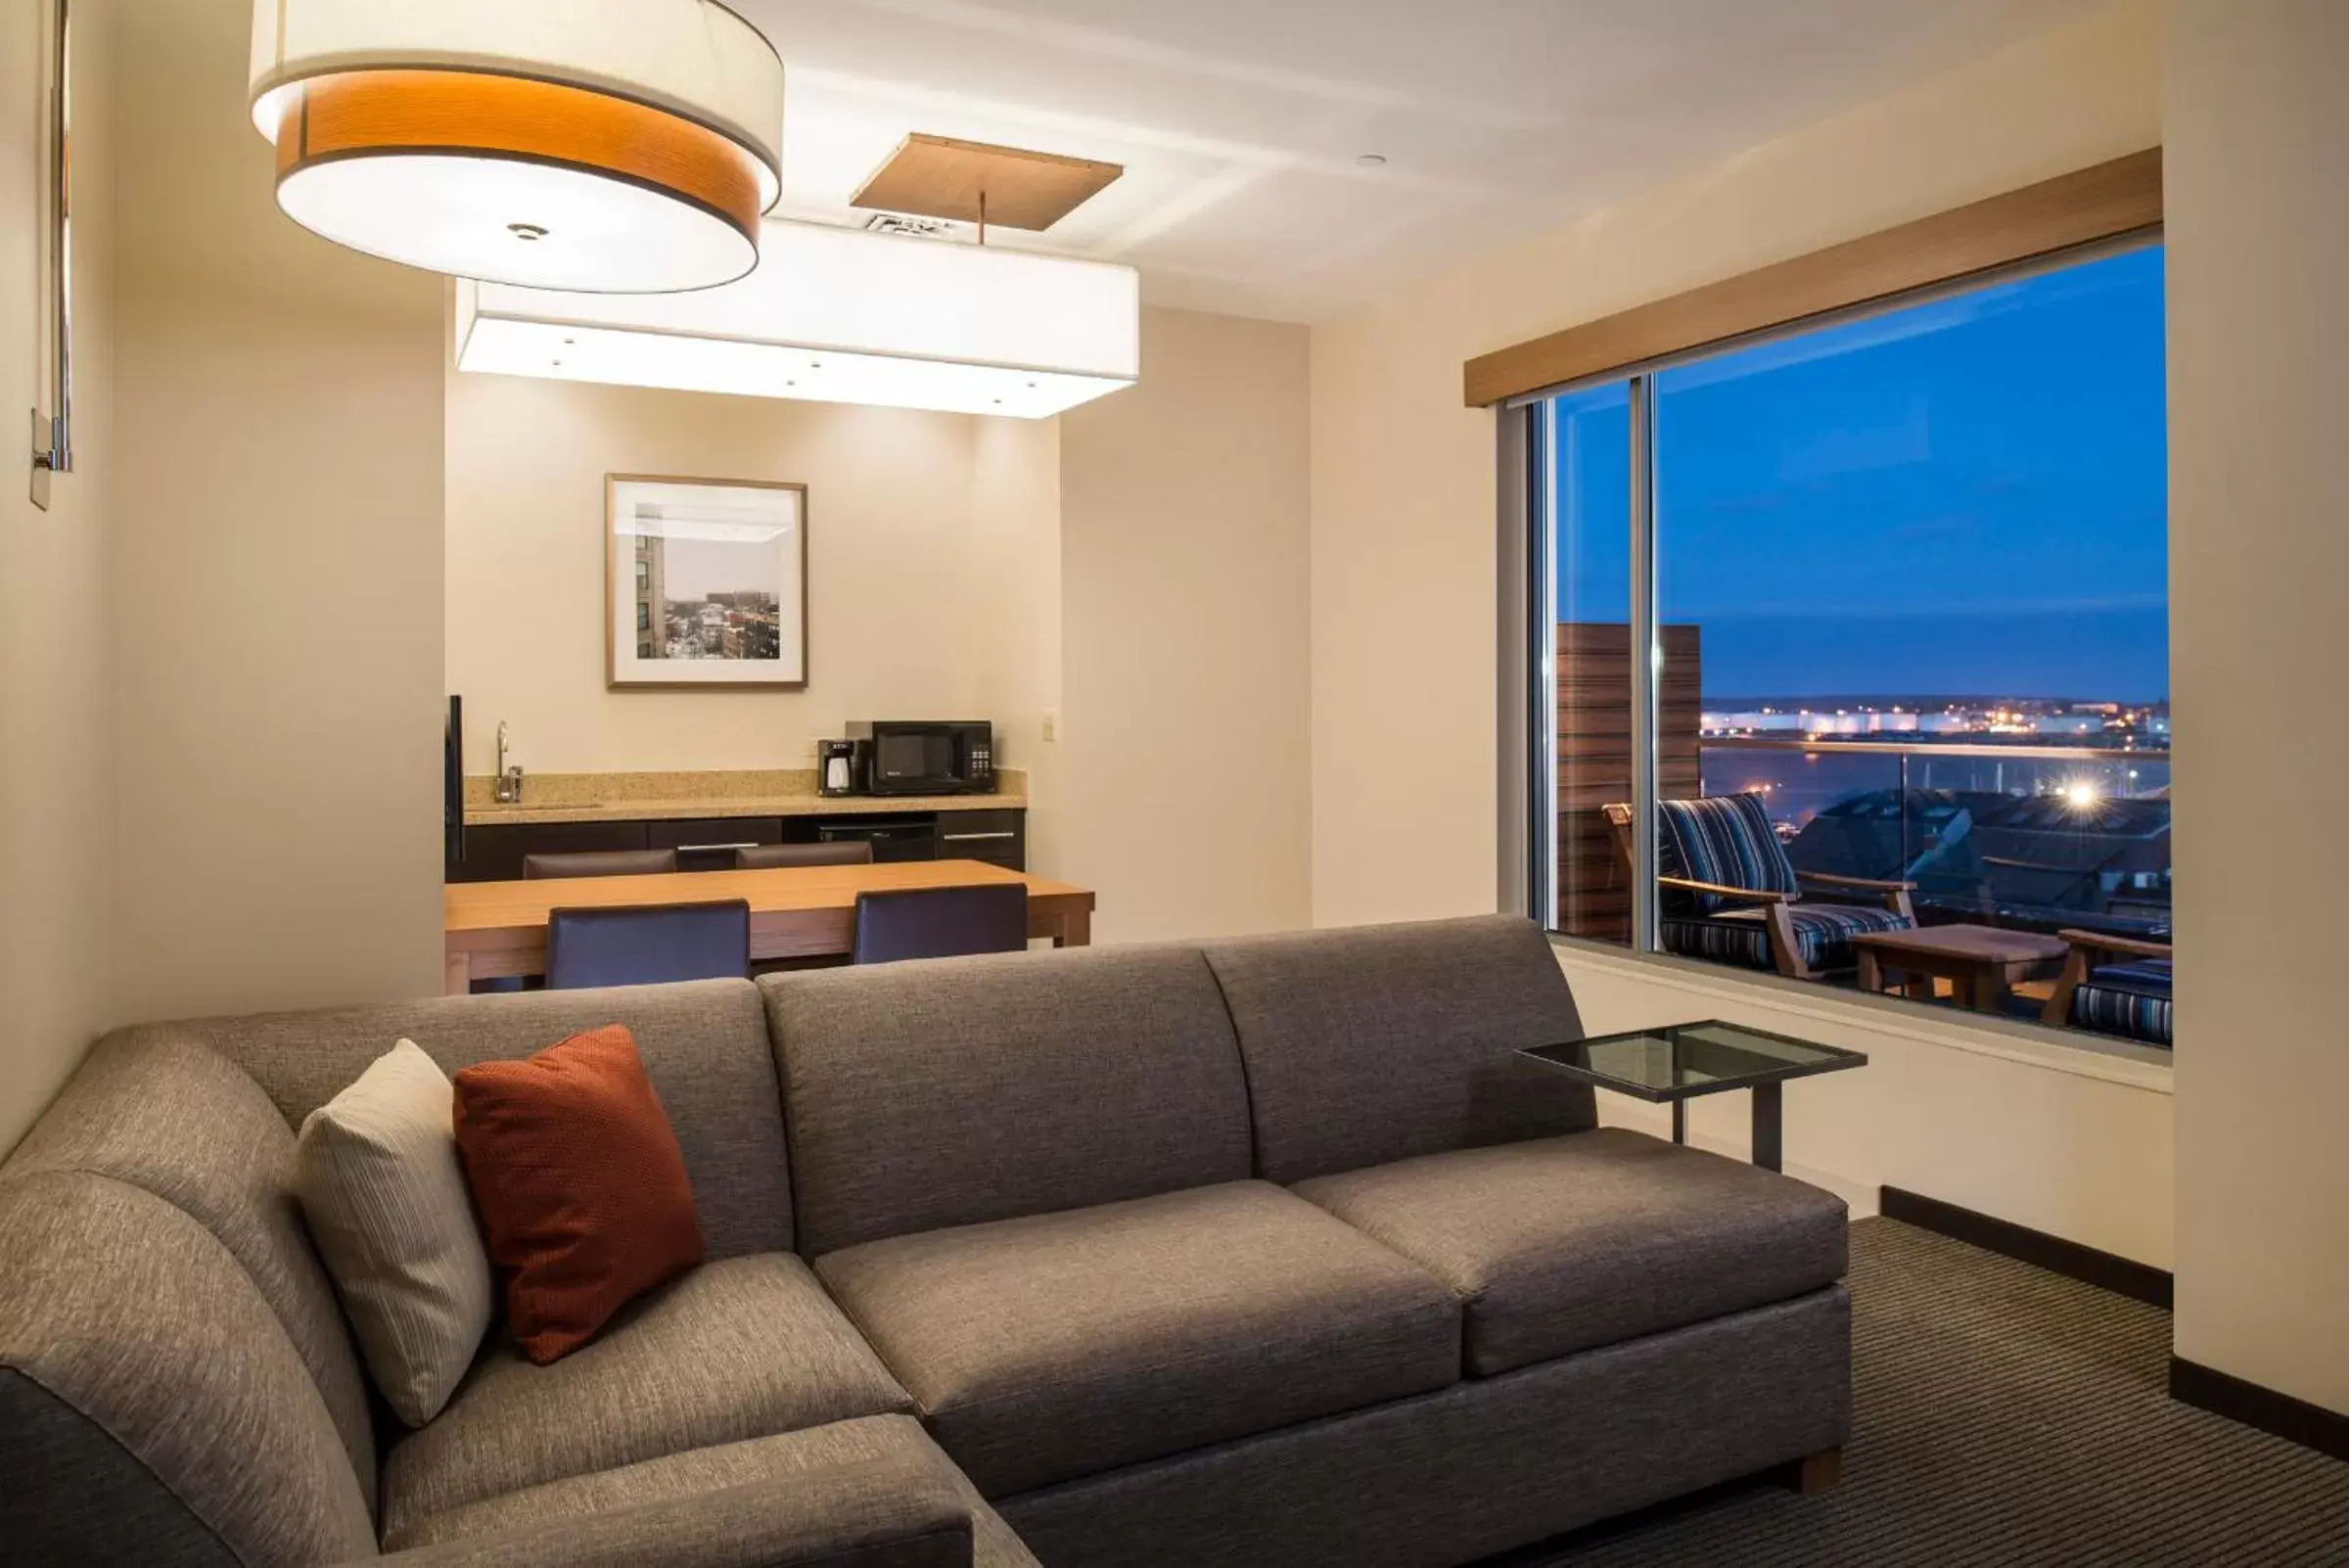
left=4, top=1034, right=378, bottom=1512
left=1201, top=915, right=1597, bottom=1184
left=763, top=945, right=1255, bottom=1255
left=125, top=979, right=795, bottom=1258
left=0, top=1172, right=379, bottom=1568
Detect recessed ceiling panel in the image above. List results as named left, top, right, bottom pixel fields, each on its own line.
left=852, top=133, right=1124, bottom=229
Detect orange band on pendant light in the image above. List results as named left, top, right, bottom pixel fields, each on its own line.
left=250, top=0, right=784, bottom=294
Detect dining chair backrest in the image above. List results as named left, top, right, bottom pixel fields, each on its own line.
left=734, top=842, right=875, bottom=870
left=545, top=899, right=752, bottom=990
left=852, top=884, right=1030, bottom=966
left=523, top=849, right=679, bottom=880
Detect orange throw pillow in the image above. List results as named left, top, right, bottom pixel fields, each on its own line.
left=451, top=1025, right=705, bottom=1363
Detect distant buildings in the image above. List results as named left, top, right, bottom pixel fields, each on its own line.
left=1700, top=696, right=2170, bottom=747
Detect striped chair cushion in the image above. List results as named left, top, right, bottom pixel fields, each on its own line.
left=2071, top=958, right=2173, bottom=1047
left=1657, top=794, right=1800, bottom=915
left=1662, top=901, right=1913, bottom=973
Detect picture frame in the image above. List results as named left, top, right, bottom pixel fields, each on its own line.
left=605, top=474, right=808, bottom=690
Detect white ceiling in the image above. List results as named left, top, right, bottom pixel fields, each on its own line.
left=734, top=0, right=2108, bottom=323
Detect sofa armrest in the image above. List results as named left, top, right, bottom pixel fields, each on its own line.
left=364, top=1454, right=975, bottom=1568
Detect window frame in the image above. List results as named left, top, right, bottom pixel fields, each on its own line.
left=1504, top=230, right=2169, bottom=1022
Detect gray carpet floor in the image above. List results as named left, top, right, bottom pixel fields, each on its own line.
left=1497, top=1218, right=2349, bottom=1567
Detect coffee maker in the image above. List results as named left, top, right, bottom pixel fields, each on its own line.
left=817, top=739, right=856, bottom=797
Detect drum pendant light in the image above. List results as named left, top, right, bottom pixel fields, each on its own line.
left=249, top=1, right=785, bottom=294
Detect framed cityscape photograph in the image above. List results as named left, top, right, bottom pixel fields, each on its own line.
left=606, top=475, right=808, bottom=689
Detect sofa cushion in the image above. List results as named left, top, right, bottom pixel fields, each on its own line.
left=124, top=979, right=794, bottom=1259
left=296, top=1039, right=494, bottom=1426
left=814, top=1181, right=1460, bottom=1498
left=383, top=1253, right=911, bottom=1540
left=1663, top=900, right=1913, bottom=974
left=0, top=1172, right=377, bottom=1568
left=1199, top=916, right=1595, bottom=1185
left=389, top=1416, right=1039, bottom=1568
left=4, top=1034, right=378, bottom=1504
left=1293, top=1129, right=1848, bottom=1376
left=2073, top=958, right=2174, bottom=1045
left=1656, top=793, right=1801, bottom=914
left=453, top=1026, right=707, bottom=1364
left=763, top=946, right=1254, bottom=1255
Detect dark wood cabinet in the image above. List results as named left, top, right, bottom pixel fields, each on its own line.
left=934, top=809, right=1027, bottom=870
left=647, top=817, right=786, bottom=873
left=450, top=808, right=1026, bottom=882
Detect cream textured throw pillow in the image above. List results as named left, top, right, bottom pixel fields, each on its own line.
left=297, top=1039, right=494, bottom=1426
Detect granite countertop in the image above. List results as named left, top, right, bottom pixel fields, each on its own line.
left=463, top=768, right=1026, bottom=826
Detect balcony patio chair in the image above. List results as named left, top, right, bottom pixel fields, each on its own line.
left=1602, top=794, right=1919, bottom=983
left=2043, top=929, right=2173, bottom=1047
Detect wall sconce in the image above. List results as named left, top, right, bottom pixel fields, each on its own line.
left=27, top=0, right=71, bottom=511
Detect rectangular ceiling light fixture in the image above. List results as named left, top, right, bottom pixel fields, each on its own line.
left=455, top=219, right=1138, bottom=419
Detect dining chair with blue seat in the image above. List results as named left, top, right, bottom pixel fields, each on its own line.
left=1603, top=793, right=1919, bottom=982
left=545, top=899, right=752, bottom=990
left=852, top=883, right=1030, bottom=965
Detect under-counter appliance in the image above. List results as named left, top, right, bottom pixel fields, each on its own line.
left=817, top=739, right=856, bottom=797
left=816, top=818, right=938, bottom=862
left=847, top=720, right=995, bottom=796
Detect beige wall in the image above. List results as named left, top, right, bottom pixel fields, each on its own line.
left=2166, top=0, right=2349, bottom=1415
left=445, top=371, right=1003, bottom=776
left=1060, top=306, right=1312, bottom=943
left=969, top=416, right=1065, bottom=875
left=108, top=0, right=445, bottom=1023
left=1307, top=4, right=2175, bottom=1263
left=1, top=0, right=114, bottom=1149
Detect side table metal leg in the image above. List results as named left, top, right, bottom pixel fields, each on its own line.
left=1672, top=1100, right=1686, bottom=1145
left=1752, top=1083, right=1783, bottom=1172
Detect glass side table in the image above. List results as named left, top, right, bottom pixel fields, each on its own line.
left=1517, top=1020, right=1866, bottom=1172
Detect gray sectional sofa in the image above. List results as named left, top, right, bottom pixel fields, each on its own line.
left=0, top=915, right=1852, bottom=1568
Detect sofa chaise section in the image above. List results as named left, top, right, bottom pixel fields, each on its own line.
left=380, top=1415, right=1036, bottom=1568
left=381, top=1253, right=912, bottom=1541
left=0, top=979, right=1033, bottom=1568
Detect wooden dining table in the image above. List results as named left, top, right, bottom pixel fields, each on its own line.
left=442, top=859, right=1096, bottom=994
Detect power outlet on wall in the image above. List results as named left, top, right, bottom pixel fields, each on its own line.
left=1040, top=709, right=1060, bottom=743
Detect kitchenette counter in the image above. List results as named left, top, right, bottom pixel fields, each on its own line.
left=461, top=767, right=1027, bottom=827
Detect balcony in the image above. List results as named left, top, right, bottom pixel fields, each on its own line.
left=1698, top=736, right=2171, bottom=942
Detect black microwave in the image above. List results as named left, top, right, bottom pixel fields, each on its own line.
left=846, top=720, right=996, bottom=796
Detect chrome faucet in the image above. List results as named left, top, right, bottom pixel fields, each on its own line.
left=493, top=721, right=526, bottom=804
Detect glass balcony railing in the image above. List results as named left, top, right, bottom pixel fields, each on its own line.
left=1698, top=737, right=2172, bottom=940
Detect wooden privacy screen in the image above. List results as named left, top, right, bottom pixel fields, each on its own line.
left=1464, top=147, right=2163, bottom=407
left=1556, top=623, right=1700, bottom=944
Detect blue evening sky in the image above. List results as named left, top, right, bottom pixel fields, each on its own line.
left=1552, top=245, right=2168, bottom=702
